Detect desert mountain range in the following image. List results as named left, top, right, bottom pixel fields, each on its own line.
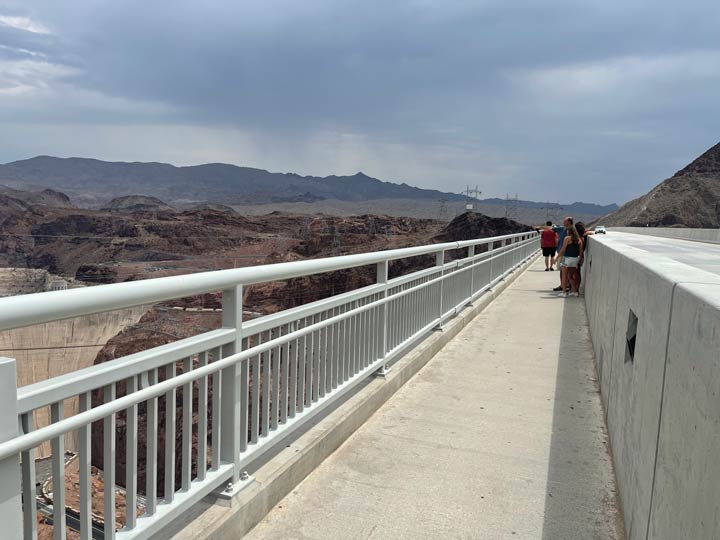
left=0, top=156, right=616, bottom=219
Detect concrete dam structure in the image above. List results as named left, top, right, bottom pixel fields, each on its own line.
left=0, top=228, right=717, bottom=539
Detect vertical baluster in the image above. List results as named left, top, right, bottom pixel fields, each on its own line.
left=197, top=352, right=208, bottom=480
left=343, top=306, right=350, bottom=380
left=239, top=339, right=249, bottom=453
left=163, top=364, right=175, bottom=504
left=298, top=324, right=307, bottom=413
left=304, top=318, right=313, bottom=406
left=353, top=308, right=359, bottom=375
left=381, top=294, right=386, bottom=354
left=181, top=357, right=192, bottom=492
left=313, top=316, right=321, bottom=403
left=125, top=376, right=138, bottom=530
left=400, top=284, right=410, bottom=343
left=261, top=331, right=271, bottom=436
left=288, top=323, right=298, bottom=419
left=347, top=309, right=354, bottom=376
left=51, top=407, right=67, bottom=537
left=325, top=316, right=337, bottom=388
left=20, top=412, right=38, bottom=540
left=409, top=286, right=414, bottom=338
left=386, top=296, right=393, bottom=351
left=402, top=290, right=407, bottom=343
left=50, top=401, right=67, bottom=540
left=103, top=384, right=116, bottom=540
left=422, top=281, right=428, bottom=327
left=327, top=315, right=334, bottom=391
left=146, top=369, right=158, bottom=515
left=359, top=305, right=366, bottom=368
left=346, top=308, right=354, bottom=378
left=415, top=283, right=421, bottom=330
left=367, top=304, right=377, bottom=366
left=326, top=314, right=333, bottom=394
left=251, top=351, right=260, bottom=444
left=281, top=325, right=290, bottom=424
left=318, top=316, right=327, bottom=398
left=210, top=347, right=221, bottom=470
left=394, top=292, right=400, bottom=349
left=335, top=310, right=342, bottom=387
left=362, top=306, right=368, bottom=367
left=271, top=335, right=280, bottom=431
left=327, top=314, right=334, bottom=391
left=366, top=305, right=372, bottom=367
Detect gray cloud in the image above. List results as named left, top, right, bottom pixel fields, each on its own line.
left=1, top=0, right=719, bottom=204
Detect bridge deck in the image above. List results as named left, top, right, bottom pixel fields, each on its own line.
left=244, top=259, right=624, bottom=540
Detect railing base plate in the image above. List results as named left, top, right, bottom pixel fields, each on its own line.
left=375, top=365, right=392, bottom=378
left=212, top=474, right=256, bottom=507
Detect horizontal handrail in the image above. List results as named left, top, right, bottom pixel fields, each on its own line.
left=0, top=233, right=530, bottom=331
left=16, top=328, right=237, bottom=414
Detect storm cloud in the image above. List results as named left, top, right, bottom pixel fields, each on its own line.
left=1, top=0, right=719, bottom=204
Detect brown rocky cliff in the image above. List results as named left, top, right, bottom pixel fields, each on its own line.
left=602, top=141, right=720, bottom=228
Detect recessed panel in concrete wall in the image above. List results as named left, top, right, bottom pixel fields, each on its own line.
left=648, top=283, right=720, bottom=540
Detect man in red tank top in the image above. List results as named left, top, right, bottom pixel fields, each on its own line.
left=540, top=221, right=558, bottom=271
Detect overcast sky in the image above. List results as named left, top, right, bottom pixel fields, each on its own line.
left=1, top=1, right=718, bottom=205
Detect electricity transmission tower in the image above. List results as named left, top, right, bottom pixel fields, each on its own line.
left=437, top=198, right=449, bottom=221
left=463, top=185, right=482, bottom=212
left=504, top=193, right=519, bottom=221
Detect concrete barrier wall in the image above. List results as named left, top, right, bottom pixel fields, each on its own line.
left=608, top=227, right=720, bottom=244
left=583, top=235, right=720, bottom=540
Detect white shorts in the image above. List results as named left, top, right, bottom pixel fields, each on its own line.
left=561, top=256, right=579, bottom=268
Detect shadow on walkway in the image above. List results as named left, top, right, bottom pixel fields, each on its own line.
left=541, top=293, right=625, bottom=539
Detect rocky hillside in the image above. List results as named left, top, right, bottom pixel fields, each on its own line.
left=101, top=195, right=176, bottom=213
left=434, top=212, right=532, bottom=242
left=602, top=142, right=720, bottom=228
left=0, top=185, right=74, bottom=208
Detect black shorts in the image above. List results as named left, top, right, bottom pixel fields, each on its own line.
left=542, top=247, right=557, bottom=257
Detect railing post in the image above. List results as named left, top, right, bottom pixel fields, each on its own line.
left=435, top=250, right=445, bottom=329
left=0, top=358, right=23, bottom=540
left=376, top=260, right=389, bottom=376
left=220, top=285, right=243, bottom=486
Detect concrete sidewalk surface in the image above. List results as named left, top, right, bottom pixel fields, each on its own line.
left=243, top=259, right=624, bottom=540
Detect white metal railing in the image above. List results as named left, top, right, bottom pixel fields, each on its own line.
left=0, top=231, right=539, bottom=540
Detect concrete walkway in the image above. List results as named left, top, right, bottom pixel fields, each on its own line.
left=244, top=259, right=624, bottom=540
